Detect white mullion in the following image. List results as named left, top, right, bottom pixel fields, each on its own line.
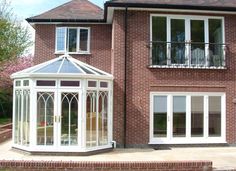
left=205, top=19, right=209, bottom=66
left=44, top=98, right=47, bottom=145
left=18, top=91, right=21, bottom=144
left=20, top=90, right=23, bottom=145
left=20, top=91, right=24, bottom=145
left=87, top=28, right=91, bottom=53
left=66, top=28, right=69, bottom=54
left=221, top=94, right=226, bottom=142
left=186, top=19, right=191, bottom=66
left=204, top=95, right=209, bottom=139
left=25, top=91, right=28, bottom=145
left=96, top=90, right=99, bottom=146
left=167, top=17, right=171, bottom=65
left=186, top=95, right=191, bottom=138
left=168, top=95, right=172, bottom=141
left=77, top=28, right=80, bottom=53
left=69, top=100, right=71, bottom=146
left=149, top=94, right=154, bottom=142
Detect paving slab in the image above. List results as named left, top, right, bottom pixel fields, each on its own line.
left=0, top=140, right=236, bottom=170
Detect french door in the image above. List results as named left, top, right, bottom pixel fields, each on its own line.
left=169, top=17, right=206, bottom=65
left=150, top=92, right=226, bottom=144
left=36, top=89, right=81, bottom=149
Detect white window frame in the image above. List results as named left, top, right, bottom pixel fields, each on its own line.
left=55, top=27, right=91, bottom=55
left=150, top=14, right=225, bottom=67
left=149, top=92, right=226, bottom=144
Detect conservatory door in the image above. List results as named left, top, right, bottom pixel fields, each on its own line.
left=36, top=90, right=81, bottom=149
left=58, top=91, right=81, bottom=148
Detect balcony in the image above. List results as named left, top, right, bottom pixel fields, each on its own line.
left=149, top=41, right=226, bottom=69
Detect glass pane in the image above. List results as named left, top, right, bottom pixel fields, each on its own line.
left=98, top=91, right=108, bottom=146
left=68, top=28, right=77, bottom=52
left=173, top=96, right=186, bottom=137
left=88, top=81, right=97, bottom=87
left=153, top=96, right=167, bottom=138
left=36, top=80, right=55, bottom=86
left=61, top=93, right=79, bottom=146
left=59, top=58, right=82, bottom=73
left=61, top=81, right=80, bottom=87
left=209, top=19, right=223, bottom=67
left=22, top=90, right=30, bottom=146
left=23, top=80, right=29, bottom=86
left=100, top=82, right=108, bottom=88
left=35, top=59, right=63, bottom=73
left=15, top=81, right=21, bottom=87
left=209, top=96, right=221, bottom=137
left=191, top=20, right=205, bottom=65
left=80, top=29, right=88, bottom=52
left=86, top=91, right=97, bottom=147
left=171, top=19, right=185, bottom=64
left=37, top=92, right=54, bottom=145
left=14, top=90, right=21, bottom=144
left=56, top=27, right=66, bottom=52
left=191, top=96, right=204, bottom=137
left=152, top=17, right=167, bottom=65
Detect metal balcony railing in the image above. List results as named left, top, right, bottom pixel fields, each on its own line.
left=149, top=41, right=226, bottom=68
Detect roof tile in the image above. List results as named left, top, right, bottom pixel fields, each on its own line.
left=28, top=0, right=103, bottom=20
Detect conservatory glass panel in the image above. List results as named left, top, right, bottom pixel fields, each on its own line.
left=59, top=58, right=82, bottom=73
left=22, top=90, right=30, bottom=146
left=35, top=59, right=63, bottom=73
left=37, top=92, right=54, bottom=145
left=60, top=81, right=80, bottom=87
left=98, top=91, right=108, bottom=145
left=86, top=91, right=97, bottom=147
left=23, top=80, right=29, bottom=86
left=14, top=90, right=21, bottom=144
left=61, top=93, right=79, bottom=146
left=37, top=80, right=55, bottom=86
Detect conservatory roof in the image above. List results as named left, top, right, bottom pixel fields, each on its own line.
left=11, top=55, right=113, bottom=79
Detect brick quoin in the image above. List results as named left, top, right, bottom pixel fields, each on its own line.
left=33, top=10, right=236, bottom=147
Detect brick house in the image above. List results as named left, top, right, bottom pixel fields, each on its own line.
left=10, top=0, right=236, bottom=153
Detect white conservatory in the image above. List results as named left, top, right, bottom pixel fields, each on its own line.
left=11, top=55, right=113, bottom=153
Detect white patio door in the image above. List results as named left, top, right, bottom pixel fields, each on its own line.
left=150, top=93, right=226, bottom=144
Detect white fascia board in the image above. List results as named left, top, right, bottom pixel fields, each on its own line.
left=112, top=7, right=236, bottom=15
left=11, top=73, right=113, bottom=80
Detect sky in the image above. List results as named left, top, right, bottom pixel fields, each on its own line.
left=9, top=0, right=107, bottom=54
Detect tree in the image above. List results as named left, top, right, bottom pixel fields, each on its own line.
left=0, top=0, right=32, bottom=62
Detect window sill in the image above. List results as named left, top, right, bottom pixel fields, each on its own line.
left=55, top=52, right=91, bottom=55
left=148, top=65, right=227, bottom=70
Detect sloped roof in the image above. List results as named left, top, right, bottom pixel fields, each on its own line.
left=108, top=0, right=236, bottom=8
left=11, top=55, right=113, bottom=79
left=26, top=0, right=104, bottom=22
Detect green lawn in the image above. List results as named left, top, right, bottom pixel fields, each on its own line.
left=0, top=118, right=11, bottom=125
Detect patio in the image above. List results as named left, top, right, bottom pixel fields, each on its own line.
left=0, top=140, right=235, bottom=170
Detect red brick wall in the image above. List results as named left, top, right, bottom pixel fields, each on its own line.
left=0, top=160, right=212, bottom=171
left=34, top=10, right=236, bottom=147
left=34, top=24, right=112, bottom=73
left=112, top=10, right=236, bottom=146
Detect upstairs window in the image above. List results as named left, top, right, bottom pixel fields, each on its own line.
left=150, top=15, right=225, bottom=68
left=56, top=27, right=90, bottom=54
